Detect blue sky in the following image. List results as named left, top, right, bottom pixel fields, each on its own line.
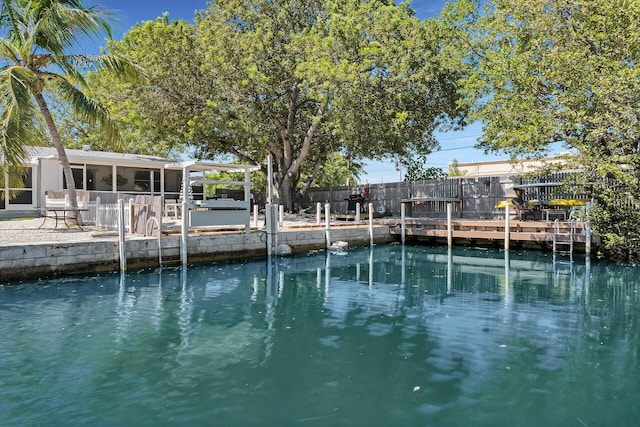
left=84, top=0, right=506, bottom=183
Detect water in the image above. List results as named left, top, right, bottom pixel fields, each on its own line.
left=1, top=245, right=639, bottom=427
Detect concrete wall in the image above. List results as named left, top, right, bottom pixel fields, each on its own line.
left=0, top=225, right=395, bottom=283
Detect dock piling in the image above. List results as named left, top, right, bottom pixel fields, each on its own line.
left=446, top=203, right=452, bottom=247
left=325, top=203, right=331, bottom=249
left=504, top=204, right=510, bottom=251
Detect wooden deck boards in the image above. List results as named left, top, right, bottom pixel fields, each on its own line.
left=392, top=218, right=591, bottom=246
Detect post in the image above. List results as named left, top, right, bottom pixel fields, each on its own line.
left=401, top=202, right=406, bottom=244
left=267, top=155, right=274, bottom=205
left=279, top=204, right=284, bottom=229
left=180, top=166, right=189, bottom=265
left=325, top=203, right=331, bottom=249
left=128, top=197, right=134, bottom=234
left=266, top=204, right=275, bottom=256
left=446, top=203, right=453, bottom=247
left=95, top=196, right=101, bottom=228
left=369, top=202, right=374, bottom=246
left=117, top=199, right=127, bottom=272
left=316, top=202, right=321, bottom=225
left=504, top=204, right=510, bottom=251
left=447, top=246, right=452, bottom=294
left=244, top=167, right=251, bottom=232
left=253, top=204, right=258, bottom=229
left=585, top=220, right=592, bottom=255
left=355, top=202, right=361, bottom=222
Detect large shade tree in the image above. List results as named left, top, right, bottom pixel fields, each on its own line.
left=193, top=0, right=464, bottom=210
left=441, top=0, right=640, bottom=260
left=0, top=0, right=133, bottom=212
left=90, top=0, right=465, bottom=211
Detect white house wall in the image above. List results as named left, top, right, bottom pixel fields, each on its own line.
left=40, top=158, right=64, bottom=206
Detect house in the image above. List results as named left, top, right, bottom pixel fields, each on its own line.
left=0, top=146, right=256, bottom=219
left=451, top=156, right=569, bottom=177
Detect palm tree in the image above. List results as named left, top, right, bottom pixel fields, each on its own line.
left=0, top=0, right=135, bottom=218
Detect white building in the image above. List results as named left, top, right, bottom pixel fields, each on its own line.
left=2, top=146, right=261, bottom=218
left=451, top=156, right=569, bottom=177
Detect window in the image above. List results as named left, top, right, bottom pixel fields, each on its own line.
left=63, top=166, right=84, bottom=190
left=134, top=170, right=151, bottom=192
left=8, top=167, right=33, bottom=206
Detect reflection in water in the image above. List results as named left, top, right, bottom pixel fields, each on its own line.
left=0, top=246, right=637, bottom=427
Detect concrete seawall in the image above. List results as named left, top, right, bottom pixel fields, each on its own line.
left=0, top=225, right=395, bottom=282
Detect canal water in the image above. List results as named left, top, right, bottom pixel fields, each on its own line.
left=1, top=245, right=638, bottom=426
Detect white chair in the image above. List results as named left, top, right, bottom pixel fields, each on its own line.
left=164, top=199, right=181, bottom=219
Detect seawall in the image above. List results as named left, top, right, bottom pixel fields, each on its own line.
left=0, top=225, right=395, bottom=283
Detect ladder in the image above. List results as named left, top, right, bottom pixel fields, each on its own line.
left=552, top=252, right=574, bottom=287
left=553, top=218, right=575, bottom=254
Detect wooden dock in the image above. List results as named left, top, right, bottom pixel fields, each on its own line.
left=389, top=218, right=595, bottom=252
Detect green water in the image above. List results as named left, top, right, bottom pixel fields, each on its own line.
left=1, top=245, right=638, bottom=426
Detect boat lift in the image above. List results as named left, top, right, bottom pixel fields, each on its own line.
left=165, top=161, right=259, bottom=265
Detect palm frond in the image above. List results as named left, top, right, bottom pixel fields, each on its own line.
left=38, top=1, right=114, bottom=54
left=0, top=37, right=20, bottom=64
left=0, top=0, right=20, bottom=36
left=1, top=65, right=35, bottom=107
left=53, top=52, right=141, bottom=87
left=0, top=66, right=42, bottom=168
left=51, top=74, right=122, bottom=149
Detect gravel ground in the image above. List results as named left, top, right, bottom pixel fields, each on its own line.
left=0, top=212, right=392, bottom=247
left=0, top=217, right=117, bottom=245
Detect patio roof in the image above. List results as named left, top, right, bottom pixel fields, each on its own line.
left=164, top=160, right=260, bottom=173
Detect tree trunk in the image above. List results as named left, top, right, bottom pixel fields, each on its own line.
left=34, top=93, right=82, bottom=225
left=273, top=104, right=326, bottom=213
left=277, top=174, right=295, bottom=212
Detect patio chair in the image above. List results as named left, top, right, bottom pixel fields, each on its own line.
left=512, top=197, right=536, bottom=221
left=163, top=199, right=181, bottom=219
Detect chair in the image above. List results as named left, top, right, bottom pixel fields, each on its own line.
left=163, top=199, right=181, bottom=219
left=512, top=197, right=536, bottom=221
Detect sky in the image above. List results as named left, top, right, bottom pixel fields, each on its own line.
left=84, top=0, right=506, bottom=183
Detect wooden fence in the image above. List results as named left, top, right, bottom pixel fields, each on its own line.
left=301, top=175, right=516, bottom=219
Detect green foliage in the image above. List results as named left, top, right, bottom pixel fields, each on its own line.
left=0, top=0, right=134, bottom=206
left=589, top=183, right=640, bottom=263
left=91, top=0, right=464, bottom=210
left=83, top=14, right=205, bottom=158
left=447, top=159, right=467, bottom=177
left=0, top=163, right=28, bottom=200
left=403, top=154, right=447, bottom=181
left=442, top=0, right=640, bottom=259
left=202, top=153, right=361, bottom=197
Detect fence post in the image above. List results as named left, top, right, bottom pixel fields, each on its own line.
left=316, top=202, right=322, bottom=225
left=95, top=196, right=101, bottom=228
left=128, top=197, right=134, bottom=234
left=355, top=202, right=361, bottom=222
left=118, top=199, right=126, bottom=272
